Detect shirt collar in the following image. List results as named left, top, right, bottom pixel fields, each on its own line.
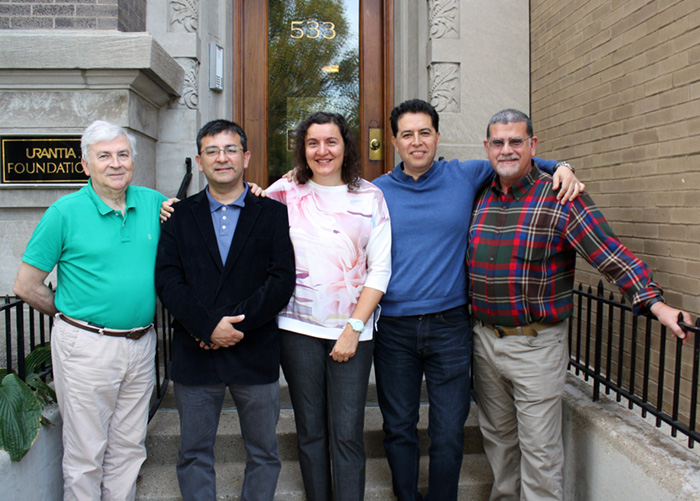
left=205, top=182, right=248, bottom=212
left=491, top=161, right=540, bottom=200
left=85, top=180, right=134, bottom=215
left=392, top=160, right=439, bottom=182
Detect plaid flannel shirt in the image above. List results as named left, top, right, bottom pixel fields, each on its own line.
left=468, top=162, right=662, bottom=327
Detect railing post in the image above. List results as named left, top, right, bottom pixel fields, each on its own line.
left=604, top=291, right=615, bottom=394
left=641, top=316, right=653, bottom=418
left=593, top=281, right=604, bottom=401
left=575, top=283, right=583, bottom=375
left=16, top=299, right=25, bottom=379
left=5, top=295, right=14, bottom=374
left=656, top=322, right=668, bottom=427
left=689, top=319, right=700, bottom=448
left=585, top=285, right=593, bottom=381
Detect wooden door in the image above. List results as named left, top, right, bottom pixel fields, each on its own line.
left=232, top=0, right=393, bottom=187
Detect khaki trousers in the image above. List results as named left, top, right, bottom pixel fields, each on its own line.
left=51, top=315, right=156, bottom=501
left=473, top=320, right=568, bottom=501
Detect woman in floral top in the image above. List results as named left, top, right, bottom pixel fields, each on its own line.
left=266, top=112, right=391, bottom=501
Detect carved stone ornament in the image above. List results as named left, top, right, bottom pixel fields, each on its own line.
left=428, top=0, right=459, bottom=39
left=178, top=58, right=199, bottom=109
left=429, top=63, right=460, bottom=113
left=170, top=0, right=199, bottom=33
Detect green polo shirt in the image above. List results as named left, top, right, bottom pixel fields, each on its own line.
left=22, top=181, right=167, bottom=329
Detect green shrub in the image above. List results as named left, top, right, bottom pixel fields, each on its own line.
left=0, top=344, right=57, bottom=461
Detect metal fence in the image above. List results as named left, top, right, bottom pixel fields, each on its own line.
left=2, top=295, right=53, bottom=380
left=1, top=295, right=174, bottom=422
left=569, top=281, right=700, bottom=448
left=4, top=284, right=700, bottom=446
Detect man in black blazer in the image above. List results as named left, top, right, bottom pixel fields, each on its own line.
left=155, top=120, right=295, bottom=501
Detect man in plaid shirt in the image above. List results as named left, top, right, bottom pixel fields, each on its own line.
left=468, top=108, right=692, bottom=500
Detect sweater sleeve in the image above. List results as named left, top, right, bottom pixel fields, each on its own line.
left=363, top=189, right=392, bottom=293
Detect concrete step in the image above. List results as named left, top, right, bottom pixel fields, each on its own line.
left=143, top=404, right=485, bottom=466
left=136, top=373, right=493, bottom=500
left=137, top=455, right=493, bottom=500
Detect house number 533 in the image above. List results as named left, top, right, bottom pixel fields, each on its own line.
left=290, top=21, right=337, bottom=39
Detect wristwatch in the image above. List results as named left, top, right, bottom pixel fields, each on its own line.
left=555, top=161, right=575, bottom=173
left=347, top=318, right=365, bottom=333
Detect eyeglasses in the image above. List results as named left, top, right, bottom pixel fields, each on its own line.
left=201, top=145, right=243, bottom=158
left=487, top=137, right=531, bottom=150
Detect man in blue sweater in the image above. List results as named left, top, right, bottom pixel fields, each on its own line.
left=371, top=99, right=581, bottom=500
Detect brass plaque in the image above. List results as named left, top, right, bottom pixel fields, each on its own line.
left=1, top=136, right=86, bottom=184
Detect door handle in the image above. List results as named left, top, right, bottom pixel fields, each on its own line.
left=369, top=127, right=383, bottom=161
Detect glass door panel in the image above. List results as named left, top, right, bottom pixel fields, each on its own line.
left=267, top=0, right=360, bottom=184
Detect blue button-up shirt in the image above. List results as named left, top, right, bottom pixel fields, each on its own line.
left=205, top=183, right=248, bottom=263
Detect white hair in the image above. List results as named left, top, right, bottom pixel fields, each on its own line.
left=81, top=120, right=137, bottom=160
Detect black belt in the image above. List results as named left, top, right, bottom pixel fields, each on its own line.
left=59, top=313, right=152, bottom=340
left=481, top=320, right=557, bottom=338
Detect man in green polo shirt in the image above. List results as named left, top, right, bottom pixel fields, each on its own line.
left=13, top=120, right=167, bottom=500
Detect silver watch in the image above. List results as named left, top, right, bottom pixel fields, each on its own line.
left=555, top=161, right=575, bottom=173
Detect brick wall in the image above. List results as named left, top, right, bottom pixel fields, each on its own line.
left=531, top=0, right=699, bottom=421
left=531, top=0, right=700, bottom=316
left=0, top=0, right=145, bottom=31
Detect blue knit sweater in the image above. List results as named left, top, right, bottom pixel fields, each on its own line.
left=373, top=158, right=559, bottom=316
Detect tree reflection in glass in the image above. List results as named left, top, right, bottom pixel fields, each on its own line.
left=268, top=0, right=360, bottom=184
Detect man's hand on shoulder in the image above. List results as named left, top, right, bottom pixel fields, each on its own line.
left=552, top=163, right=584, bottom=204
left=650, top=301, right=693, bottom=345
left=208, top=314, right=245, bottom=349
left=160, top=197, right=179, bottom=223
left=248, top=182, right=267, bottom=198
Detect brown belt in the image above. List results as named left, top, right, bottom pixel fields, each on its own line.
left=59, top=313, right=152, bottom=340
left=481, top=321, right=557, bottom=338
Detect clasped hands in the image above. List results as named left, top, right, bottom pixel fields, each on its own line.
left=200, top=314, right=245, bottom=350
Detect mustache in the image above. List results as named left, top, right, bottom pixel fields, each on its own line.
left=497, top=155, right=519, bottom=161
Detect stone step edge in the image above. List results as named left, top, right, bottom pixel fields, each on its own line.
left=136, top=455, right=494, bottom=500
left=144, top=404, right=485, bottom=465
left=147, top=404, right=482, bottom=438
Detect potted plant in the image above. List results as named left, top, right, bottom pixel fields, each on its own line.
left=0, top=344, right=56, bottom=461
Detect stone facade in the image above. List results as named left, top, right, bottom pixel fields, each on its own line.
left=146, top=0, right=233, bottom=199
left=0, top=30, right=183, bottom=294
left=531, top=0, right=700, bottom=419
left=119, top=0, right=147, bottom=32
left=395, top=0, right=530, bottom=163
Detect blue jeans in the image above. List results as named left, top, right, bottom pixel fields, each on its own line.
left=280, top=330, right=374, bottom=501
left=374, top=305, right=472, bottom=501
left=174, top=381, right=281, bottom=501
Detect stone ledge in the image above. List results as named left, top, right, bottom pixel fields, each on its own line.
left=563, top=374, right=700, bottom=500
left=0, top=404, right=63, bottom=501
left=0, top=30, right=183, bottom=99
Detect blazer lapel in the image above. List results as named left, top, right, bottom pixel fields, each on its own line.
left=191, top=191, right=225, bottom=272
left=221, top=192, right=261, bottom=278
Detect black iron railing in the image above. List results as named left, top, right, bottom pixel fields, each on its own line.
left=150, top=302, right=174, bottom=420
left=2, top=295, right=53, bottom=380
left=569, top=281, right=700, bottom=448
left=5, top=281, right=699, bottom=446
left=1, top=295, right=174, bottom=422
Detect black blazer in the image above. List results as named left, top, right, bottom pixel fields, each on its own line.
left=155, top=188, right=295, bottom=386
